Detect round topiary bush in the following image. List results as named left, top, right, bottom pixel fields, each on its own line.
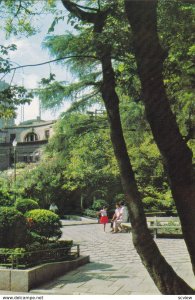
left=25, top=209, right=62, bottom=240
left=0, top=206, right=28, bottom=247
left=15, top=198, right=39, bottom=214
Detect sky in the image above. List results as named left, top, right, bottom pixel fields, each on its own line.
left=1, top=1, right=73, bottom=125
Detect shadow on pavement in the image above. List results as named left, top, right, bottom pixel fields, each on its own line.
left=35, top=261, right=129, bottom=291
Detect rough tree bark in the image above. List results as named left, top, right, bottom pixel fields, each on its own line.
left=61, top=0, right=195, bottom=294
left=125, top=0, right=195, bottom=274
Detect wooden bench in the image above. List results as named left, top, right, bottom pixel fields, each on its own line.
left=121, top=222, right=181, bottom=239
left=121, top=223, right=132, bottom=233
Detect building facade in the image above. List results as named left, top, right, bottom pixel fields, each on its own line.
left=0, top=117, right=55, bottom=170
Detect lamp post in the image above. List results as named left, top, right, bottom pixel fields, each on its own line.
left=12, top=139, right=17, bottom=201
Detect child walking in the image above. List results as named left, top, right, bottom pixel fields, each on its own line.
left=98, top=206, right=109, bottom=232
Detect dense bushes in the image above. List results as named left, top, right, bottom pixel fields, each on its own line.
left=83, top=208, right=98, bottom=218
left=15, top=198, right=39, bottom=214
left=25, top=209, right=62, bottom=240
left=91, top=199, right=108, bottom=210
left=0, top=197, right=14, bottom=207
left=0, top=207, right=28, bottom=247
left=0, top=240, right=73, bottom=268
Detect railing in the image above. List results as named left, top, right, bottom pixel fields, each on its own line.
left=0, top=244, right=80, bottom=269
left=121, top=217, right=182, bottom=239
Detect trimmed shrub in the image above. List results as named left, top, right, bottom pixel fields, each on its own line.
left=0, top=207, right=28, bottom=247
left=27, top=231, right=48, bottom=245
left=0, top=240, right=73, bottom=268
left=25, top=209, right=62, bottom=240
left=26, top=240, right=73, bottom=251
left=15, top=198, right=39, bottom=214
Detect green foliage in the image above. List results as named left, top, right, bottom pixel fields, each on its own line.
left=114, top=194, right=125, bottom=202
left=14, top=158, right=67, bottom=210
left=0, top=207, right=28, bottom=247
left=27, top=231, right=47, bottom=245
left=0, top=240, right=74, bottom=268
left=91, top=199, right=108, bottom=210
left=16, top=162, right=26, bottom=169
left=0, top=44, right=33, bottom=118
left=143, top=190, right=174, bottom=212
left=0, top=0, right=193, bottom=218
left=0, top=84, right=33, bottom=119
left=0, top=176, right=15, bottom=206
left=83, top=208, right=98, bottom=218
left=15, top=198, right=39, bottom=214
left=0, top=0, right=51, bottom=37
left=13, top=108, right=175, bottom=214
left=157, top=220, right=182, bottom=236
left=158, top=0, right=195, bottom=138
left=25, top=209, right=62, bottom=240
left=26, top=240, right=73, bottom=251
left=40, top=27, right=102, bottom=112
left=44, top=113, right=121, bottom=209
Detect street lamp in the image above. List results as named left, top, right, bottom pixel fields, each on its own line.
left=12, top=139, right=17, bottom=201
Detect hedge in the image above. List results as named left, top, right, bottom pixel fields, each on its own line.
left=0, top=207, right=28, bottom=247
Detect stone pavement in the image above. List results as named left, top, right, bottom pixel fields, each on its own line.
left=29, top=222, right=195, bottom=295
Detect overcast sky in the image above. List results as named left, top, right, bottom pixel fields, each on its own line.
left=2, top=1, right=72, bottom=124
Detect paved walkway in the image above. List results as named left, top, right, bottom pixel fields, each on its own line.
left=30, top=222, right=195, bottom=295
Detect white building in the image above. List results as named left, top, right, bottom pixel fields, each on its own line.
left=0, top=117, right=56, bottom=170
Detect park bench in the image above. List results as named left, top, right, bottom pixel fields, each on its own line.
left=121, top=217, right=181, bottom=238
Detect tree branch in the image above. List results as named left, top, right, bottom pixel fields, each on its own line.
left=98, top=0, right=101, bottom=11
left=0, top=55, right=98, bottom=81
left=14, top=0, right=22, bottom=17
left=75, top=3, right=99, bottom=12
left=61, top=0, right=97, bottom=23
left=61, top=0, right=110, bottom=32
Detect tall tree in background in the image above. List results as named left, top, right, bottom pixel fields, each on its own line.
left=60, top=0, right=195, bottom=294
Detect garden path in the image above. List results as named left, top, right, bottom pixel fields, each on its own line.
left=29, top=221, right=195, bottom=295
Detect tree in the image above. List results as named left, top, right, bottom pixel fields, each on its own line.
left=125, top=0, right=195, bottom=287
left=59, top=0, right=194, bottom=294
left=0, top=0, right=59, bottom=118
left=45, top=112, right=122, bottom=208
left=0, top=44, right=33, bottom=118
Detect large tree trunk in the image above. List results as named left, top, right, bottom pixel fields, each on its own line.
left=124, top=0, right=195, bottom=274
left=100, top=45, right=194, bottom=294
left=61, top=0, right=195, bottom=294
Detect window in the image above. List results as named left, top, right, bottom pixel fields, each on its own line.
left=45, top=130, right=50, bottom=139
left=24, top=132, right=38, bottom=142
left=23, top=156, right=28, bottom=162
left=10, top=134, right=16, bottom=143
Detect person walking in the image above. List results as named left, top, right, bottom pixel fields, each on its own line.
left=98, top=206, right=109, bottom=232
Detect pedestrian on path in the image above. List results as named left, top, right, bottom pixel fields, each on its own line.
left=98, top=206, right=109, bottom=232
